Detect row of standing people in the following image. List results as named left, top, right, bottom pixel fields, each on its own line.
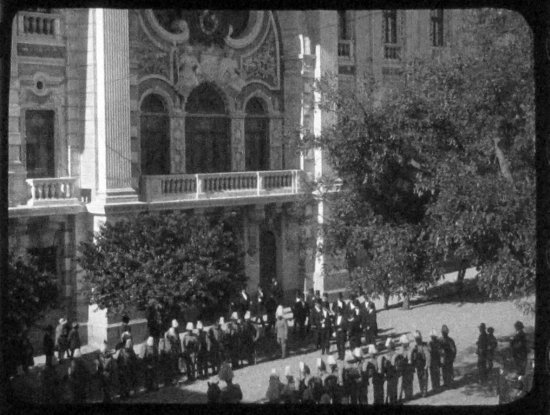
left=265, top=326, right=457, bottom=404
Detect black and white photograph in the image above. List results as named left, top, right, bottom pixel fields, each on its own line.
left=3, top=4, right=545, bottom=408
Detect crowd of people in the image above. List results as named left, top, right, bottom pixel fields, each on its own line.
left=6, top=280, right=531, bottom=404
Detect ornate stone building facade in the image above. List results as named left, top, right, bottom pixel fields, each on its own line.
left=8, top=9, right=462, bottom=348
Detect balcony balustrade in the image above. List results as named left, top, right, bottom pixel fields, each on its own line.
left=141, top=170, right=304, bottom=203
left=17, top=11, right=61, bottom=40
left=25, top=177, right=80, bottom=207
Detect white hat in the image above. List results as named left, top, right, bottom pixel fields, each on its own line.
left=352, top=347, right=363, bottom=359
left=263, top=315, right=268, bottom=322
left=59, top=318, right=67, bottom=325
left=385, top=338, right=393, bottom=348
left=172, top=319, right=179, bottom=328
left=219, top=317, right=225, bottom=325
left=399, top=334, right=409, bottom=345
left=327, top=355, right=336, bottom=366
left=73, top=349, right=82, bottom=358
left=197, top=321, right=204, bottom=330
left=186, top=322, right=194, bottom=331
left=276, top=305, right=284, bottom=317
left=414, top=330, right=422, bottom=340
left=367, top=344, right=377, bottom=355
left=316, top=357, right=322, bottom=368
left=244, top=311, right=251, bottom=320
left=430, top=328, right=437, bottom=337
left=345, top=350, right=355, bottom=363
left=285, top=365, right=292, bottom=377
left=99, top=342, right=107, bottom=353
left=146, top=336, right=154, bottom=346
left=271, top=368, right=278, bottom=376
left=231, top=312, right=239, bottom=321
left=299, top=361, right=305, bottom=372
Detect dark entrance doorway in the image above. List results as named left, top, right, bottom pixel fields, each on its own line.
left=259, top=230, right=277, bottom=290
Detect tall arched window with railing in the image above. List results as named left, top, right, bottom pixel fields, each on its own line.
left=245, top=97, right=269, bottom=171
left=185, top=83, right=230, bottom=173
left=140, top=94, right=170, bottom=175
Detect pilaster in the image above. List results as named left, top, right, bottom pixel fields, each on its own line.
left=231, top=112, right=245, bottom=172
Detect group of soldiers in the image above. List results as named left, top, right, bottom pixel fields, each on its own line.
left=264, top=326, right=457, bottom=404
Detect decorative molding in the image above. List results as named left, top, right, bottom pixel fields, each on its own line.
left=17, top=43, right=65, bottom=59
left=134, top=24, right=171, bottom=79
left=224, top=11, right=265, bottom=49
left=240, top=17, right=280, bottom=90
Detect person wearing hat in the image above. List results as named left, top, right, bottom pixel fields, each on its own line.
left=486, top=327, right=497, bottom=378
left=428, top=329, right=442, bottom=393
left=195, top=321, right=209, bottom=379
left=224, top=318, right=241, bottom=369
left=253, top=287, right=266, bottom=328
left=242, top=311, right=257, bottom=366
left=55, top=318, right=69, bottom=362
left=67, top=348, right=90, bottom=403
left=43, top=325, right=55, bottom=368
left=275, top=306, right=289, bottom=359
left=411, top=331, right=431, bottom=398
left=206, top=319, right=223, bottom=376
left=332, top=292, right=346, bottom=316
left=68, top=322, right=81, bottom=358
left=398, top=334, right=414, bottom=401
left=305, top=288, right=315, bottom=334
left=266, top=368, right=284, bottom=402
left=319, top=303, right=333, bottom=355
left=271, top=277, right=283, bottom=304
left=362, top=301, right=377, bottom=346
left=141, top=336, right=158, bottom=391
left=439, top=325, right=456, bottom=388
left=181, top=322, right=198, bottom=381
left=165, top=319, right=182, bottom=384
left=476, top=323, right=489, bottom=383
left=342, top=347, right=362, bottom=404
left=311, top=299, right=323, bottom=350
left=324, top=355, right=343, bottom=403
left=385, top=338, right=399, bottom=404
left=218, top=362, right=243, bottom=403
left=118, top=338, right=138, bottom=399
left=281, top=366, right=300, bottom=403
left=347, top=301, right=362, bottom=350
left=292, top=292, right=307, bottom=339
left=511, top=321, right=528, bottom=375
left=96, top=341, right=116, bottom=402
left=334, top=308, right=348, bottom=361
left=238, top=288, right=251, bottom=319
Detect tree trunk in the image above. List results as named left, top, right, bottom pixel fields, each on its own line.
left=493, top=136, right=514, bottom=183
left=383, top=292, right=390, bottom=310
left=402, top=293, right=410, bottom=310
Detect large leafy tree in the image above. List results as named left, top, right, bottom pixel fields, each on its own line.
left=4, top=253, right=58, bottom=375
left=78, top=211, right=247, bottom=332
left=299, top=8, right=534, bottom=307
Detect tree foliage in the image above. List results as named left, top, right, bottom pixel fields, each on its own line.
left=298, top=9, right=534, bottom=304
left=5, top=252, right=59, bottom=336
left=78, top=211, right=247, bottom=327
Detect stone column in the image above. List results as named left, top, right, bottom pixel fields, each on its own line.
left=244, top=205, right=263, bottom=292
left=231, top=112, right=245, bottom=172
left=172, top=110, right=185, bottom=173
left=269, top=114, right=284, bottom=170
left=89, top=9, right=137, bottom=205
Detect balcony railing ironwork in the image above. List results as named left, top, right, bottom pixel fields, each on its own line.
left=141, top=170, right=303, bottom=203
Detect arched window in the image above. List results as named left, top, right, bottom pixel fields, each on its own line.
left=140, top=94, right=170, bottom=175
left=245, top=97, right=269, bottom=171
left=25, top=110, right=55, bottom=178
left=185, top=83, right=230, bottom=173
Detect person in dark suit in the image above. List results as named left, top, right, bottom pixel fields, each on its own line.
left=311, top=300, right=323, bottom=350
left=332, top=292, right=347, bottom=316
left=439, top=325, right=457, bottom=388
left=476, top=323, right=488, bottom=383
left=305, top=288, right=315, bottom=334
left=334, top=308, right=348, bottom=361
left=511, top=321, right=528, bottom=375
left=347, top=301, right=362, bottom=350
left=319, top=304, right=333, bottom=355
left=321, top=293, right=330, bottom=311
left=292, top=292, right=307, bottom=339
left=363, top=302, right=377, bottom=345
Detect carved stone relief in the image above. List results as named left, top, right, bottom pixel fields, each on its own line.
left=241, top=25, right=280, bottom=89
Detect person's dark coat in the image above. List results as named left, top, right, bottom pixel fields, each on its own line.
left=68, top=326, right=81, bottom=351
left=511, top=330, right=528, bottom=374
left=43, top=332, right=55, bottom=358
left=68, top=358, right=90, bottom=403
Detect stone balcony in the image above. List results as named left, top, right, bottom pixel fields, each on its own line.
left=141, top=170, right=305, bottom=206
left=25, top=177, right=81, bottom=207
